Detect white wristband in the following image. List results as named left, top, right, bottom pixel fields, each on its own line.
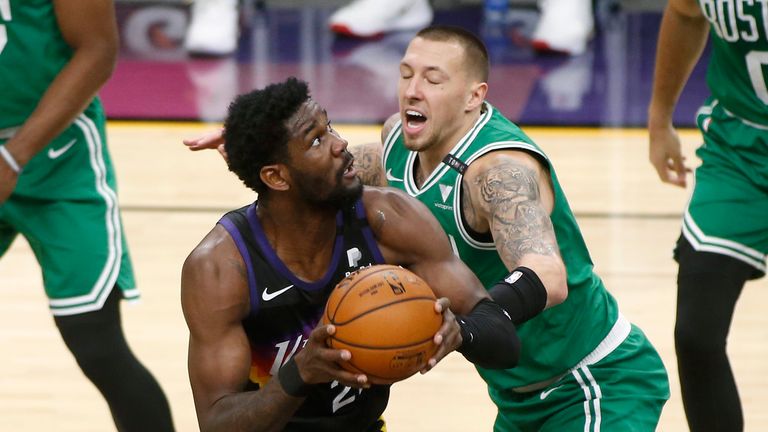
left=0, top=145, right=22, bottom=174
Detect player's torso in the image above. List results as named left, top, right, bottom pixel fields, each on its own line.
left=218, top=201, right=389, bottom=431
left=0, top=0, right=81, bottom=129
left=699, top=0, right=768, bottom=122
left=383, top=104, right=620, bottom=388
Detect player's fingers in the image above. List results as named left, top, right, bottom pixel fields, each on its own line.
left=309, top=323, right=335, bottom=343
left=333, top=372, right=371, bottom=389
left=216, top=143, right=229, bottom=162
left=434, top=297, right=451, bottom=313
left=183, top=130, right=225, bottom=150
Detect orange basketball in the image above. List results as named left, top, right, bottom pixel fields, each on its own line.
left=322, top=264, right=442, bottom=381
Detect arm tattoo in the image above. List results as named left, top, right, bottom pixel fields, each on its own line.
left=349, top=143, right=386, bottom=186
left=474, top=161, right=559, bottom=267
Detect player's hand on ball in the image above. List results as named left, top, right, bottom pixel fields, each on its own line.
left=294, top=323, right=370, bottom=389
left=421, top=297, right=462, bottom=374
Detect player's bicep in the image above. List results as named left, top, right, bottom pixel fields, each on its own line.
left=668, top=0, right=704, bottom=18
left=181, top=230, right=252, bottom=417
left=466, top=155, right=560, bottom=270
left=53, top=0, right=118, bottom=53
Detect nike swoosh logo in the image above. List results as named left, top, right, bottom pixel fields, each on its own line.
left=540, top=384, right=564, bottom=400
left=48, top=139, right=77, bottom=159
left=261, top=284, right=294, bottom=301
left=386, top=168, right=403, bottom=182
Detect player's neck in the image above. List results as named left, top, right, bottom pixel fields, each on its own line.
left=257, top=201, right=339, bottom=281
left=416, top=111, right=481, bottom=186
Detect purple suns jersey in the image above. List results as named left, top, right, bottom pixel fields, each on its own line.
left=217, top=199, right=389, bottom=432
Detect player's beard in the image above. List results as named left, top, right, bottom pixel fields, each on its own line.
left=292, top=163, right=363, bottom=210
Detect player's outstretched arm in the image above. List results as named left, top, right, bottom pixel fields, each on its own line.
left=463, top=150, right=568, bottom=324
left=181, top=226, right=368, bottom=432
left=647, top=0, right=708, bottom=187
left=362, top=187, right=519, bottom=370
left=182, top=128, right=229, bottom=162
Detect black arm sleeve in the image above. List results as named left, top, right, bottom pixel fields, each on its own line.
left=456, top=298, right=520, bottom=369
left=488, top=266, right=548, bottom=325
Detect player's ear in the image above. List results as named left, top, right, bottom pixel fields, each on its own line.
left=466, top=82, right=487, bottom=112
left=260, top=164, right=290, bottom=192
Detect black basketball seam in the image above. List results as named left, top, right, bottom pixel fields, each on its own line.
left=329, top=265, right=399, bottom=321
left=330, top=296, right=437, bottom=326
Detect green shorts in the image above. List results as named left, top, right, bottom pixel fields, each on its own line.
left=0, top=103, right=137, bottom=316
left=492, top=324, right=669, bottom=432
left=683, top=98, right=768, bottom=276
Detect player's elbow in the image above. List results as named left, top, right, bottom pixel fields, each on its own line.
left=457, top=299, right=521, bottom=369
left=544, top=260, right=568, bottom=308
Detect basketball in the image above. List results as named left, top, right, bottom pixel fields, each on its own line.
left=322, top=264, right=442, bottom=381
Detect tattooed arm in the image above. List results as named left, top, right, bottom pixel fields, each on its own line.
left=462, top=150, right=568, bottom=308
left=347, top=113, right=400, bottom=187
left=349, top=142, right=386, bottom=187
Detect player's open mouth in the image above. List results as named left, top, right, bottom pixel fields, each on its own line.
left=403, top=109, right=427, bottom=135
left=343, top=159, right=356, bottom=178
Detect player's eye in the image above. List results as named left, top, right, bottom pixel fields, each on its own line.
left=311, top=137, right=321, bottom=147
left=327, top=121, right=339, bottom=137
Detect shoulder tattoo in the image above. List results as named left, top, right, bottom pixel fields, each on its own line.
left=350, top=143, right=385, bottom=186
left=473, top=161, right=559, bottom=265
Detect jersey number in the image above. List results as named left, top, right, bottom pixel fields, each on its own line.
left=331, top=380, right=359, bottom=413
left=0, top=0, right=10, bottom=56
left=746, top=50, right=768, bottom=105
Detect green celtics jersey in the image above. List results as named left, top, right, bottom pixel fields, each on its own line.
left=0, top=0, right=96, bottom=129
left=699, top=0, right=768, bottom=122
left=383, top=102, right=620, bottom=389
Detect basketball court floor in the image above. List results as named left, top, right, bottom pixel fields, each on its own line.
left=1, top=1, right=767, bottom=431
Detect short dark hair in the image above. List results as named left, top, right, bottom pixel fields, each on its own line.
left=416, top=25, right=489, bottom=82
left=224, top=77, right=310, bottom=194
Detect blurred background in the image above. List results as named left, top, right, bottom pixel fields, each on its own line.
left=104, top=0, right=707, bottom=127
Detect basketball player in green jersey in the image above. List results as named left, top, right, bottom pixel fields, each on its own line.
left=352, top=26, right=671, bottom=431
left=0, top=1, right=173, bottom=430
left=648, top=0, right=768, bottom=430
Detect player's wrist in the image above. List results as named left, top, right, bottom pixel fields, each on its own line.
left=0, top=145, right=23, bottom=174
left=278, top=356, right=312, bottom=398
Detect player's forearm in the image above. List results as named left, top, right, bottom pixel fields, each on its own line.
left=456, top=298, right=520, bottom=369
left=199, top=382, right=305, bottom=432
left=4, top=42, right=116, bottom=165
left=648, top=3, right=710, bottom=126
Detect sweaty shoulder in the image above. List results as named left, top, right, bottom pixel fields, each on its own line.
left=181, top=224, right=250, bottom=319
left=464, top=149, right=546, bottom=182
left=461, top=149, right=555, bottom=223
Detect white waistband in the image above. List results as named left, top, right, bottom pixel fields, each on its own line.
left=512, top=313, right=631, bottom=393
left=570, top=312, right=631, bottom=371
